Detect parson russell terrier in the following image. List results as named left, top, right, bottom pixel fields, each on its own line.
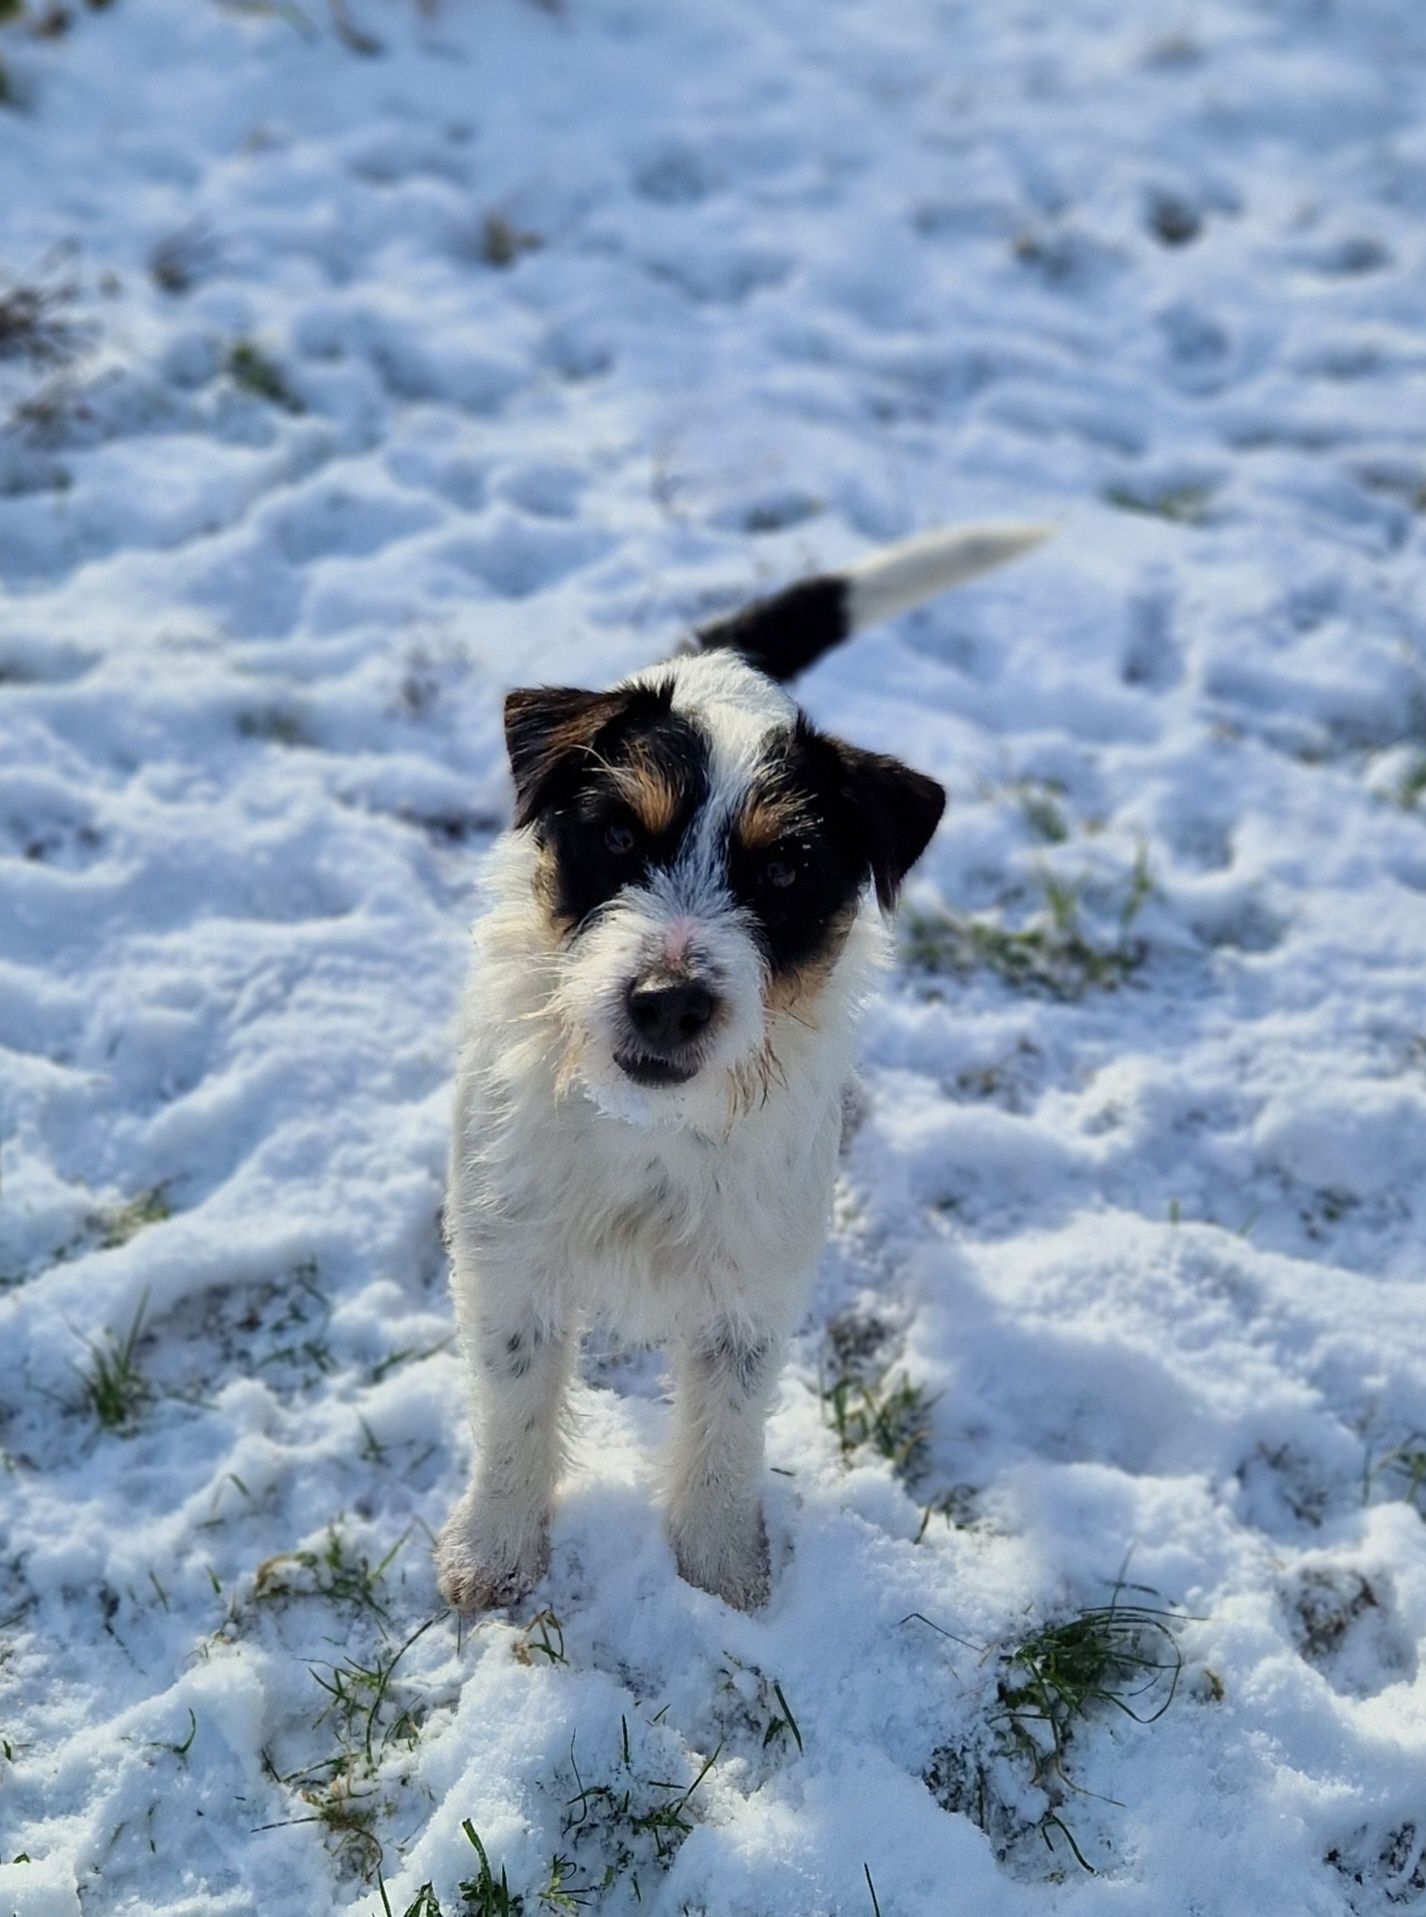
left=436, top=522, right=1049, bottom=1612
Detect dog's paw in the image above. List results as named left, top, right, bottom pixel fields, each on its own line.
left=435, top=1495, right=550, bottom=1615
left=669, top=1505, right=770, bottom=1611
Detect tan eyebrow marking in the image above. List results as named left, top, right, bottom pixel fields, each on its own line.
left=607, top=751, right=683, bottom=836
left=734, top=785, right=811, bottom=851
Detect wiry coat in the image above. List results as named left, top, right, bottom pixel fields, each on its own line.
left=436, top=526, right=1048, bottom=1610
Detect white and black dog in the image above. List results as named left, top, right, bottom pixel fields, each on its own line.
left=437, top=522, right=1048, bottom=1613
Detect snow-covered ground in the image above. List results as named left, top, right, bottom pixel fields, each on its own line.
left=3, top=0, right=1426, bottom=1910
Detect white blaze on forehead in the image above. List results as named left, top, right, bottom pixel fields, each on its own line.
left=661, top=915, right=700, bottom=967
left=625, top=652, right=794, bottom=767
left=624, top=650, right=794, bottom=885
left=642, top=826, right=734, bottom=928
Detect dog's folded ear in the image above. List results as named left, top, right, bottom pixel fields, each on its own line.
left=505, top=679, right=678, bottom=827
left=503, top=686, right=628, bottom=828
left=833, top=741, right=946, bottom=911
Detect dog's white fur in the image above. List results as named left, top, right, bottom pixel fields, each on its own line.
left=437, top=527, right=1048, bottom=1611
left=844, top=520, right=1050, bottom=631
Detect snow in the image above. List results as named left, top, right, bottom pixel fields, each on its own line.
left=2, top=0, right=1425, bottom=1911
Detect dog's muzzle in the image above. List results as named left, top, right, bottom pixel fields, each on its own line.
left=615, top=973, right=719, bottom=1088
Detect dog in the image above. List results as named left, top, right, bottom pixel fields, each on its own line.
left=436, top=522, right=1049, bottom=1612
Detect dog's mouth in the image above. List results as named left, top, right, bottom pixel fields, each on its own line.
left=613, top=1049, right=699, bottom=1089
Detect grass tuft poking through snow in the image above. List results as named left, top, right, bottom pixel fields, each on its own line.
left=75, top=1293, right=152, bottom=1432
left=994, top=1595, right=1185, bottom=1784
left=0, top=257, right=85, bottom=367
left=1008, top=779, right=1071, bottom=845
left=477, top=211, right=543, bottom=270
left=1102, top=479, right=1219, bottom=525
left=560, top=1725, right=721, bottom=1900
left=227, top=338, right=304, bottom=412
left=513, top=1607, right=568, bottom=1668
left=823, top=1367, right=936, bottom=1485
left=93, top=1185, right=171, bottom=1249
left=1395, top=756, right=1426, bottom=811
left=904, top=890, right=1144, bottom=1000
left=918, top=1583, right=1187, bottom=1876
left=1367, top=1433, right=1426, bottom=1515
left=247, top=1528, right=446, bottom=1881
left=382, top=1819, right=588, bottom=1917
left=905, top=850, right=1154, bottom=1001
left=253, top=1522, right=409, bottom=1626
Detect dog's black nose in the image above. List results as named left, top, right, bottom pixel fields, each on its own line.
left=626, top=977, right=715, bottom=1052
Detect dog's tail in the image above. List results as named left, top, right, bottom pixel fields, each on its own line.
left=692, top=521, right=1053, bottom=683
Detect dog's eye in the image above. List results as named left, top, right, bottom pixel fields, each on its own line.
left=604, top=822, right=637, bottom=855
left=763, top=855, right=797, bottom=889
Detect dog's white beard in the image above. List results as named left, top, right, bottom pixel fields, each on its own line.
left=583, top=1069, right=660, bottom=1129
left=553, top=893, right=768, bottom=1136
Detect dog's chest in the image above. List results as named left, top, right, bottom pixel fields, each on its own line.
left=548, top=1089, right=842, bottom=1336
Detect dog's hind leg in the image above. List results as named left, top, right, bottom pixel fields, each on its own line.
left=436, top=1296, right=574, bottom=1614
left=666, top=1323, right=782, bottom=1610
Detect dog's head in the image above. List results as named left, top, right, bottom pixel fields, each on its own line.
left=504, top=654, right=944, bottom=1128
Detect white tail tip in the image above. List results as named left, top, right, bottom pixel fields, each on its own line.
left=846, top=520, right=1055, bottom=633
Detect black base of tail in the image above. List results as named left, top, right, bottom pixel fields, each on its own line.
left=693, top=574, right=850, bottom=684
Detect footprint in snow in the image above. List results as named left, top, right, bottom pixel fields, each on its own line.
left=1285, top=1564, right=1418, bottom=1699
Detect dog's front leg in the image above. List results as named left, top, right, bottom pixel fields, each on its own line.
left=666, top=1324, right=781, bottom=1610
left=436, top=1304, right=573, bottom=1614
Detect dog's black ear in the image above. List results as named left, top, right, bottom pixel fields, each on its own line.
left=832, top=740, right=946, bottom=911
left=503, top=686, right=629, bottom=828
left=505, top=682, right=678, bottom=828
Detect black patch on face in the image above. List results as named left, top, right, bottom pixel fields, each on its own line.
left=505, top=680, right=712, bottom=932
left=728, top=716, right=946, bottom=975
left=727, top=724, right=869, bottom=977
